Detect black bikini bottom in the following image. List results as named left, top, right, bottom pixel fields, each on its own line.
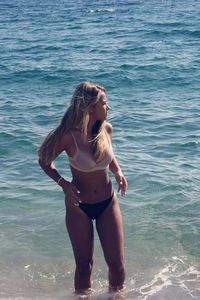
left=79, top=192, right=114, bottom=220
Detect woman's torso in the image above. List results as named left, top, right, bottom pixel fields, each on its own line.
left=66, top=129, right=114, bottom=203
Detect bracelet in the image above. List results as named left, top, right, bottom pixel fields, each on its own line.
left=57, top=176, right=64, bottom=185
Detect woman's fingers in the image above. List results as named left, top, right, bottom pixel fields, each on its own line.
left=118, top=179, right=123, bottom=192
left=73, top=192, right=81, bottom=202
left=65, top=183, right=82, bottom=207
left=118, top=178, right=124, bottom=194
left=123, top=178, right=128, bottom=195
left=72, top=189, right=82, bottom=204
left=118, top=176, right=127, bottom=196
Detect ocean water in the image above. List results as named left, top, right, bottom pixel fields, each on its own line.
left=0, top=0, right=200, bottom=299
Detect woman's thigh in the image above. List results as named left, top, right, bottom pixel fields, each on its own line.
left=95, top=194, right=124, bottom=264
left=66, top=206, right=94, bottom=264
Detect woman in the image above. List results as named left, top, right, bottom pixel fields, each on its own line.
left=38, top=82, right=128, bottom=294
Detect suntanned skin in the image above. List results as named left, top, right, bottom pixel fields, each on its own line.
left=39, top=91, right=128, bottom=293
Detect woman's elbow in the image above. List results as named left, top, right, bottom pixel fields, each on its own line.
left=38, top=158, right=52, bottom=169
left=38, top=158, right=46, bottom=168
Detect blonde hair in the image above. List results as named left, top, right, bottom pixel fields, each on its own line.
left=38, top=81, right=108, bottom=164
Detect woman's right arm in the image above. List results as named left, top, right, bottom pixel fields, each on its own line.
left=38, top=134, right=81, bottom=205
left=38, top=159, right=67, bottom=187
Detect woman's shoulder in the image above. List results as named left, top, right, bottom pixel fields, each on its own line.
left=104, top=122, right=113, bottom=135
left=58, top=131, right=77, bottom=158
left=59, top=132, right=74, bottom=150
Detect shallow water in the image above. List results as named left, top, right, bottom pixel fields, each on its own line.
left=0, top=0, right=200, bottom=299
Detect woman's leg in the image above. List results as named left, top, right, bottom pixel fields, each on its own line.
left=65, top=206, right=94, bottom=293
left=95, top=194, right=125, bottom=291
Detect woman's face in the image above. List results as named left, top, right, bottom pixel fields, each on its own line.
left=91, top=91, right=110, bottom=121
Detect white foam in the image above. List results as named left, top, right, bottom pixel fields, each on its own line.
left=89, top=8, right=115, bottom=13
left=1, top=257, right=199, bottom=299
left=125, top=256, right=200, bottom=300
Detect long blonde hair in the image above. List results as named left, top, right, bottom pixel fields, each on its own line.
left=38, top=82, right=108, bottom=164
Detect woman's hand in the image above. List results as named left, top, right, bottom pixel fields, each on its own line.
left=115, top=171, right=128, bottom=196
left=60, top=179, right=81, bottom=207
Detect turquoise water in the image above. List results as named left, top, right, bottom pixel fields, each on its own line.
left=1, top=0, right=200, bottom=299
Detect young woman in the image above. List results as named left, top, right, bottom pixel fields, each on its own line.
left=38, top=82, right=128, bottom=294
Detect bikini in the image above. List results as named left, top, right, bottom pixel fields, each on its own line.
left=79, top=192, right=114, bottom=220
left=68, top=131, right=114, bottom=220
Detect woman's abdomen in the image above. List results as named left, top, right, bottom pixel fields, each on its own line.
left=71, top=168, right=113, bottom=203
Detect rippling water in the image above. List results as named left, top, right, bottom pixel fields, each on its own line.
left=0, top=0, right=200, bottom=299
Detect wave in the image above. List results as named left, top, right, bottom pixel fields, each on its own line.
left=1, top=256, right=198, bottom=299
left=146, top=29, right=200, bottom=38
left=125, top=256, right=200, bottom=300
left=89, top=8, right=115, bottom=13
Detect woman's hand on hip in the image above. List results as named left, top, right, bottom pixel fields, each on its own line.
left=61, top=180, right=81, bottom=207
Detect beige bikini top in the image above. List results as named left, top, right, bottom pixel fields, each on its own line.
left=68, top=130, right=113, bottom=173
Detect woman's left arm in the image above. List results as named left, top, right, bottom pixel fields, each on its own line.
left=105, top=123, right=128, bottom=196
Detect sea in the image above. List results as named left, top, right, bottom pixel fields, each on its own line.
left=0, top=0, right=200, bottom=299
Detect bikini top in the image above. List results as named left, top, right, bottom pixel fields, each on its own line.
left=68, top=130, right=114, bottom=173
